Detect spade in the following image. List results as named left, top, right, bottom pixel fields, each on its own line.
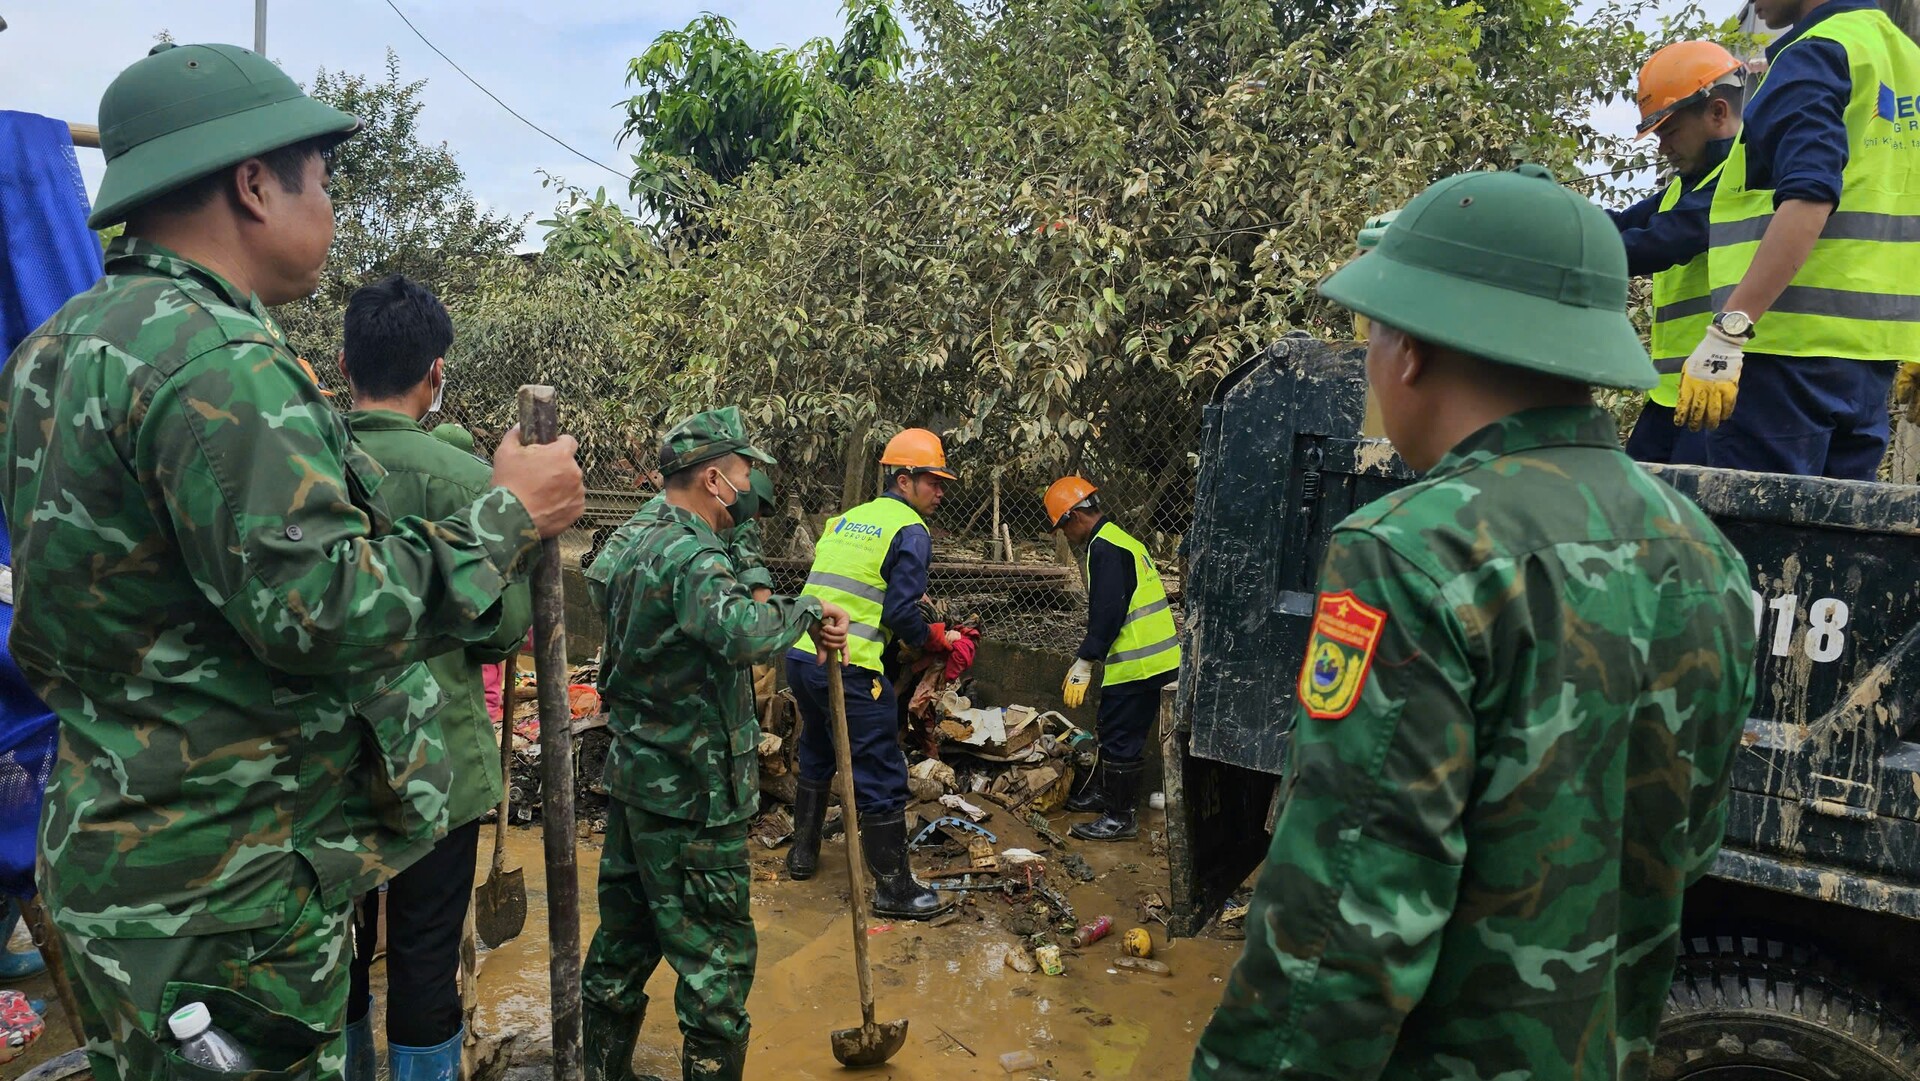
left=474, top=649, right=527, bottom=949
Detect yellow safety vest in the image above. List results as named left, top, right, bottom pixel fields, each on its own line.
left=1708, top=7, right=1920, bottom=362
left=1648, top=162, right=1725, bottom=408
left=1085, top=521, right=1181, bottom=686
left=798, top=495, right=925, bottom=671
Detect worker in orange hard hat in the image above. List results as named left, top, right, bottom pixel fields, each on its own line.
left=783, top=427, right=961, bottom=918
left=1607, top=40, right=1745, bottom=465
left=1045, top=476, right=1180, bottom=842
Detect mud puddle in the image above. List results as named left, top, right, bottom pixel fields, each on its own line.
left=6, top=806, right=1244, bottom=1080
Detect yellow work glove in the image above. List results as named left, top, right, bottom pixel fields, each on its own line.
left=1895, top=362, right=1920, bottom=424
left=1674, top=326, right=1746, bottom=431
left=1062, top=658, right=1095, bottom=708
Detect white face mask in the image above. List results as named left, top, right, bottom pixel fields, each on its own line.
left=427, top=377, right=445, bottom=414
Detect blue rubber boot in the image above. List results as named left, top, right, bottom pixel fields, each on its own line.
left=344, top=1014, right=377, bottom=1081
left=389, top=1027, right=464, bottom=1081
left=0, top=898, right=46, bottom=980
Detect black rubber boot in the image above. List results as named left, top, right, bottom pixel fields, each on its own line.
left=584, top=1004, right=645, bottom=1081
left=786, top=775, right=832, bottom=881
left=1063, top=754, right=1107, bottom=813
left=682, top=1035, right=749, bottom=1081
left=862, top=811, right=956, bottom=920
left=1070, top=757, right=1142, bottom=841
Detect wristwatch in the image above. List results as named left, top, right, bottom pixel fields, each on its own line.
left=1713, top=310, right=1756, bottom=340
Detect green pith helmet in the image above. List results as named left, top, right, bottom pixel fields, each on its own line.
left=90, top=43, right=361, bottom=229
left=1355, top=209, right=1400, bottom=253
left=659, top=406, right=777, bottom=475
left=1321, top=164, right=1656, bottom=391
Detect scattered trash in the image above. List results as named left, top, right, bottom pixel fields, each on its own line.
left=1026, top=814, right=1069, bottom=849
left=939, top=794, right=992, bottom=822
left=868, top=925, right=894, bottom=936
left=1070, top=916, right=1113, bottom=948
left=909, top=758, right=958, bottom=793
left=1034, top=944, right=1065, bottom=976
left=1059, top=853, right=1097, bottom=882
left=1114, top=956, right=1171, bottom=977
left=1219, top=903, right=1250, bottom=925
left=999, top=848, right=1047, bottom=870
left=1137, top=891, right=1170, bottom=927
left=1122, top=927, right=1153, bottom=958
left=969, top=837, right=1000, bottom=870
left=1148, top=791, right=1166, bottom=811
left=910, top=815, right=997, bottom=851
left=567, top=683, right=601, bottom=718
left=999, top=1049, right=1039, bottom=1073
left=0, top=991, right=44, bottom=1065
left=929, top=910, right=964, bottom=928
left=751, top=807, right=795, bottom=850
left=757, top=732, right=784, bottom=757
left=1005, top=947, right=1037, bottom=974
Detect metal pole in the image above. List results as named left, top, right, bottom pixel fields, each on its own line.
left=254, top=0, right=267, bottom=54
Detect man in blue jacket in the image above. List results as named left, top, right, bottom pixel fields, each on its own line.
left=1676, top=0, right=1920, bottom=479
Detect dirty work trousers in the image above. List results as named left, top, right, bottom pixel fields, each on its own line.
left=1095, top=672, right=1173, bottom=761
left=347, top=818, right=480, bottom=1047
left=1698, top=354, right=1896, bottom=480
left=788, top=658, right=910, bottom=816
left=582, top=799, right=756, bottom=1055
left=61, top=861, right=351, bottom=1080
left=1623, top=403, right=1710, bottom=466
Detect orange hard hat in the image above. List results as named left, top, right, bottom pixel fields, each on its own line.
left=880, top=428, right=958, bottom=480
left=1634, top=41, right=1744, bottom=138
left=1044, top=475, right=1099, bottom=529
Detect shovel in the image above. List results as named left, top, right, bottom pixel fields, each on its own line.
left=475, top=649, right=527, bottom=949
left=823, top=653, right=909, bottom=1068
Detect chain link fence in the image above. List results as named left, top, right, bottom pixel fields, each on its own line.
left=374, top=393, right=1203, bottom=660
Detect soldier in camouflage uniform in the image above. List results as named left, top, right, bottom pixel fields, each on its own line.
left=0, top=44, right=584, bottom=1080
left=1190, top=166, right=1758, bottom=1081
left=584, top=408, right=848, bottom=1081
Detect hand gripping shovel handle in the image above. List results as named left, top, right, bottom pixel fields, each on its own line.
left=826, top=652, right=878, bottom=1029
left=518, top=385, right=584, bottom=1081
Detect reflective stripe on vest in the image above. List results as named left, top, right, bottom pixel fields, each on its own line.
left=1708, top=8, right=1920, bottom=362
left=1648, top=163, right=1724, bottom=408
left=1085, top=521, right=1181, bottom=685
left=798, top=496, right=925, bottom=670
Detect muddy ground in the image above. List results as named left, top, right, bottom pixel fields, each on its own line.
left=7, top=804, right=1246, bottom=1080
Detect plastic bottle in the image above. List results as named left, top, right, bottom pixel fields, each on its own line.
left=168, top=1003, right=256, bottom=1073
left=1114, top=956, right=1172, bottom=977
left=1070, top=916, right=1113, bottom=948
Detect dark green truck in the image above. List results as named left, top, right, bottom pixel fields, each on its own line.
left=1164, top=337, right=1920, bottom=1080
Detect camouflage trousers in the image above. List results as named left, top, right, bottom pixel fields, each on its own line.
left=61, top=862, right=351, bottom=1080
left=582, top=800, right=756, bottom=1051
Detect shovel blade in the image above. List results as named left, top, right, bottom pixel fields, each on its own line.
left=474, top=866, right=527, bottom=949
left=831, top=1018, right=908, bottom=1068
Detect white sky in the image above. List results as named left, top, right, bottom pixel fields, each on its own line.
left=3, top=0, right=1699, bottom=248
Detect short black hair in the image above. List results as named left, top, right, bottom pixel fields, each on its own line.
left=342, top=274, right=454, bottom=400
left=1681, top=82, right=1745, bottom=118
left=126, top=134, right=341, bottom=226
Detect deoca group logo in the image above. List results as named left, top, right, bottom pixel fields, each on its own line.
left=1878, top=83, right=1920, bottom=131
left=834, top=519, right=885, bottom=538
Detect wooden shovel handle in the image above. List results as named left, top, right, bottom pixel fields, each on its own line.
left=826, top=654, right=879, bottom=1028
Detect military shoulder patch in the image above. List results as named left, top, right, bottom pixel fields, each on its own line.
left=1298, top=590, right=1388, bottom=720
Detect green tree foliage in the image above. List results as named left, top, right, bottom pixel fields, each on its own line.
left=278, top=51, right=524, bottom=369
left=479, top=0, right=1703, bottom=547
left=618, top=0, right=906, bottom=228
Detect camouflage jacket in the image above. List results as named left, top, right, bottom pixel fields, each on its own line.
left=347, top=408, right=535, bottom=830
left=595, top=498, right=820, bottom=825
left=586, top=495, right=774, bottom=607
left=1191, top=406, right=1756, bottom=1081
left=0, top=238, right=538, bottom=938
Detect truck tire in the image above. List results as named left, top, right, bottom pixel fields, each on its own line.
left=1654, top=934, right=1920, bottom=1080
